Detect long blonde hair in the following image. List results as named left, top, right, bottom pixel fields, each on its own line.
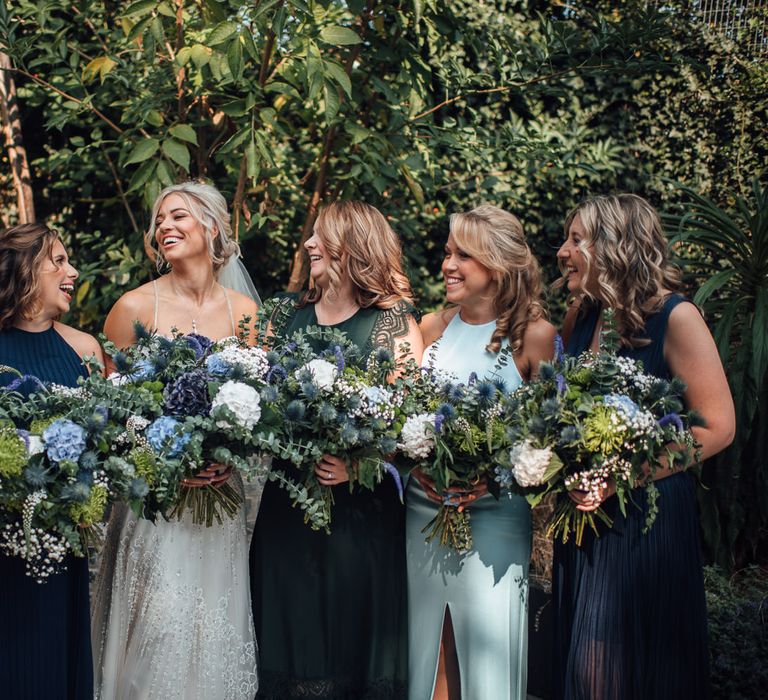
left=144, top=182, right=240, bottom=277
left=303, top=201, right=414, bottom=308
left=450, top=204, right=545, bottom=354
left=558, top=193, right=682, bottom=346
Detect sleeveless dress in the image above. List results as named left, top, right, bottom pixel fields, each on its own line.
left=553, top=294, right=711, bottom=700
left=406, top=313, right=532, bottom=700
left=0, top=325, right=93, bottom=699
left=90, top=284, right=258, bottom=700
left=250, top=298, right=414, bottom=700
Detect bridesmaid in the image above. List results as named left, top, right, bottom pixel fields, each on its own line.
left=406, top=205, right=556, bottom=700
left=250, top=201, right=424, bottom=699
left=553, top=193, right=735, bottom=699
left=0, top=223, right=104, bottom=699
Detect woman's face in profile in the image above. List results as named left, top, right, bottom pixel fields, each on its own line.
left=558, top=214, right=595, bottom=295
left=36, top=238, right=78, bottom=320
left=441, top=232, right=495, bottom=307
left=154, top=194, right=210, bottom=265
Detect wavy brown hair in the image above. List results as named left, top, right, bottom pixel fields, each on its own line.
left=557, top=193, right=682, bottom=346
left=0, top=223, right=60, bottom=330
left=303, top=200, right=414, bottom=309
left=450, top=204, right=546, bottom=354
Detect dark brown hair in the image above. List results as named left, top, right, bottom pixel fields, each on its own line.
left=0, top=223, right=60, bottom=330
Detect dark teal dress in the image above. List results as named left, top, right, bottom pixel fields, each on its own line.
left=250, top=299, right=413, bottom=700
left=553, top=295, right=711, bottom=699
left=0, top=326, right=94, bottom=700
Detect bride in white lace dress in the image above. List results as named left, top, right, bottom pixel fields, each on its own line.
left=91, top=182, right=261, bottom=700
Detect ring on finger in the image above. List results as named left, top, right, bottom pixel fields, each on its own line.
left=326, top=471, right=332, bottom=479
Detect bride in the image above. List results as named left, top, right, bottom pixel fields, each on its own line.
left=91, top=182, right=261, bottom=700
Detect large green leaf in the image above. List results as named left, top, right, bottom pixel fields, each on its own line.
left=161, top=139, right=190, bottom=171
left=124, top=138, right=160, bottom=165
left=169, top=124, right=198, bottom=145
left=320, top=26, right=363, bottom=46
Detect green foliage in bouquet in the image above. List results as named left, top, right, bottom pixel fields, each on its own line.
left=496, top=317, right=703, bottom=546
left=395, top=354, right=509, bottom=553
left=259, top=324, right=405, bottom=533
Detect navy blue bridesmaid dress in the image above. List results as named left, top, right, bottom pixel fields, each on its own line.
left=553, top=295, right=711, bottom=700
left=0, top=326, right=94, bottom=699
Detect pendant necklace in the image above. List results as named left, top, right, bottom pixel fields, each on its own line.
left=169, top=274, right=219, bottom=334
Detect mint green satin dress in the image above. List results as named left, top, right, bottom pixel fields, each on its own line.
left=405, top=313, right=531, bottom=700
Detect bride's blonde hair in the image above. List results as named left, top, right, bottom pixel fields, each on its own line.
left=449, top=204, right=546, bottom=354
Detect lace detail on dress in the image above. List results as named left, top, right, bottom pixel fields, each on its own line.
left=367, top=301, right=417, bottom=357
left=258, top=671, right=406, bottom=700
left=92, top=473, right=258, bottom=700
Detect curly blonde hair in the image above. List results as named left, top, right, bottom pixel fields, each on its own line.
left=144, top=182, right=240, bottom=277
left=303, top=201, right=414, bottom=309
left=558, top=193, right=682, bottom=346
left=0, top=223, right=60, bottom=330
left=450, top=204, right=546, bottom=354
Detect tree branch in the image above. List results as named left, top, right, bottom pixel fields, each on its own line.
left=0, top=52, right=35, bottom=223
left=101, top=146, right=139, bottom=235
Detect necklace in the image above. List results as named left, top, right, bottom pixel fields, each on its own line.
left=169, top=274, right=220, bottom=334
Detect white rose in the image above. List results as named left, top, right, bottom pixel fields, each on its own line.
left=510, top=440, right=553, bottom=487
left=299, top=359, right=338, bottom=391
left=211, top=381, right=262, bottom=430
left=399, top=413, right=437, bottom=459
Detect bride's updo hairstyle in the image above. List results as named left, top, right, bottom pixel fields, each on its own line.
left=305, top=200, right=414, bottom=309
left=450, top=204, right=545, bottom=354
left=0, top=223, right=60, bottom=330
left=558, top=193, right=682, bottom=347
left=144, top=181, right=240, bottom=276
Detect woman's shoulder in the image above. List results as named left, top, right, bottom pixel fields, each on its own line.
left=225, top=287, right=260, bottom=315
left=109, top=282, right=157, bottom=316
left=523, top=316, right=557, bottom=348
left=420, top=307, right=458, bottom=346
left=54, top=322, right=103, bottom=363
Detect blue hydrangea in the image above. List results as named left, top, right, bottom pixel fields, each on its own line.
left=146, top=416, right=190, bottom=458
left=206, top=353, right=232, bottom=377
left=604, top=393, right=639, bottom=418
left=163, top=369, right=211, bottom=416
left=43, top=419, right=87, bottom=464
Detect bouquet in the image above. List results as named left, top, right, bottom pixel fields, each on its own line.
left=395, top=360, right=508, bottom=553
left=495, top=328, right=702, bottom=546
left=103, top=323, right=276, bottom=526
left=259, top=325, right=406, bottom=532
left=0, top=366, right=144, bottom=580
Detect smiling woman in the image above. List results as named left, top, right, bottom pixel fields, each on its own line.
left=91, top=182, right=261, bottom=700
left=0, top=222, right=104, bottom=699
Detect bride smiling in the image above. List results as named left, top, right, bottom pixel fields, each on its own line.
left=91, top=182, right=260, bottom=700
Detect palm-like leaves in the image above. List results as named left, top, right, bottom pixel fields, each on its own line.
left=664, top=179, right=768, bottom=568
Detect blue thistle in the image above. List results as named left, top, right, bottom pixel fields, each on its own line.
left=128, top=360, right=155, bottom=382
left=301, top=382, right=319, bottom=401
left=285, top=400, right=306, bottom=421
left=163, top=369, right=211, bottom=416
left=340, top=423, right=359, bottom=445
left=86, top=406, right=109, bottom=433
left=490, top=377, right=508, bottom=395
left=319, top=403, right=338, bottom=423
left=559, top=426, right=580, bottom=445
left=439, top=404, right=459, bottom=422
left=382, top=462, right=404, bottom=502
left=475, top=381, right=496, bottom=405
left=61, top=481, right=91, bottom=503
left=540, top=398, right=561, bottom=418
left=379, top=436, right=397, bottom=454
left=133, top=321, right=152, bottom=341
left=266, top=350, right=280, bottom=364
left=358, top=428, right=374, bottom=444
left=538, top=362, right=555, bottom=381
left=24, top=463, right=48, bottom=488
left=112, top=352, right=131, bottom=374
left=78, top=450, right=100, bottom=471
left=260, top=385, right=279, bottom=403
left=75, top=469, right=94, bottom=486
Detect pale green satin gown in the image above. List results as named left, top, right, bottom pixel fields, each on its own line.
left=406, top=313, right=531, bottom=700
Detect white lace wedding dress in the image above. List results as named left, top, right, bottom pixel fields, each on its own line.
left=91, top=472, right=259, bottom=700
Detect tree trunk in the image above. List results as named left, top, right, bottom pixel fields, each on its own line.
left=0, top=52, right=35, bottom=223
